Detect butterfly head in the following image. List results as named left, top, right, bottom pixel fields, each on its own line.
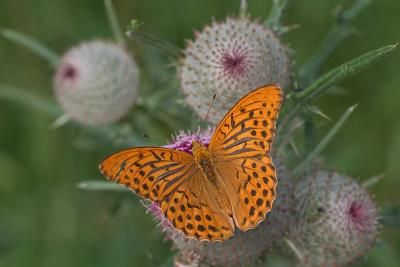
left=191, top=140, right=206, bottom=155
left=191, top=141, right=216, bottom=174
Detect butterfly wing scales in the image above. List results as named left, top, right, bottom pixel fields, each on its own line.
left=159, top=173, right=234, bottom=241
left=99, top=147, right=234, bottom=241
left=217, top=156, right=277, bottom=230
left=99, top=85, right=282, bottom=241
left=99, top=147, right=194, bottom=201
left=209, top=84, right=282, bottom=231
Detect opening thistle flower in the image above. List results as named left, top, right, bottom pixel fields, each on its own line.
left=54, top=40, right=139, bottom=126
left=284, top=171, right=379, bottom=267
left=180, top=17, right=291, bottom=123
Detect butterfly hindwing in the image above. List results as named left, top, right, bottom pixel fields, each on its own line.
left=160, top=174, right=234, bottom=241
left=217, top=155, right=277, bottom=230
left=99, top=147, right=194, bottom=201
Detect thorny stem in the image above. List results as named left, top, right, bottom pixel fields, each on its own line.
left=296, top=44, right=397, bottom=102
left=294, top=0, right=372, bottom=161
left=277, top=43, right=397, bottom=146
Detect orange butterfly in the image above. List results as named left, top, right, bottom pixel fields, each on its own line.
left=99, top=84, right=283, bottom=241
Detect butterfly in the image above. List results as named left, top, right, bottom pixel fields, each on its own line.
left=99, top=84, right=283, bottom=242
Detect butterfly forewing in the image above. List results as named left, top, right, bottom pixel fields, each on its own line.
left=209, top=85, right=283, bottom=231
left=99, top=147, right=194, bottom=201
left=99, top=147, right=235, bottom=241
left=209, top=85, right=282, bottom=157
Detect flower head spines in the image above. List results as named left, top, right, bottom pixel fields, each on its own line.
left=54, top=40, right=139, bottom=126
left=180, top=17, right=291, bottom=123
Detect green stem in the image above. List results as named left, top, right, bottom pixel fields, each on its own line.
left=1, top=28, right=59, bottom=67
left=239, top=0, right=248, bottom=18
left=303, top=111, right=316, bottom=154
left=265, top=0, right=294, bottom=34
left=299, top=0, right=372, bottom=85
left=293, top=104, right=357, bottom=174
left=104, top=0, right=126, bottom=46
left=126, top=21, right=181, bottom=58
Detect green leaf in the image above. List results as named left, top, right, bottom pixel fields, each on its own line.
left=277, top=43, right=397, bottom=147
left=381, top=204, right=400, bottom=227
left=0, top=84, right=144, bottom=148
left=296, top=43, right=398, bottom=103
left=77, top=180, right=129, bottom=192
left=1, top=28, right=59, bottom=66
left=265, top=0, right=294, bottom=34
left=293, top=104, right=358, bottom=174
left=0, top=84, right=62, bottom=116
left=126, top=21, right=181, bottom=58
left=299, top=0, right=372, bottom=84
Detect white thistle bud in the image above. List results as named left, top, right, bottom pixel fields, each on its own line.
left=180, top=17, right=291, bottom=123
left=54, top=40, right=139, bottom=126
left=285, top=171, right=379, bottom=267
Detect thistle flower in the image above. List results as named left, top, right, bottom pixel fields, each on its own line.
left=54, top=40, right=139, bottom=126
left=179, top=17, right=291, bottom=123
left=284, top=171, right=379, bottom=267
left=145, top=130, right=295, bottom=267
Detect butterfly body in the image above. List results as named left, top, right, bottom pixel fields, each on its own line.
left=192, top=141, right=233, bottom=217
left=99, top=85, right=283, bottom=242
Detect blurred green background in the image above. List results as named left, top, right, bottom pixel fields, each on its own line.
left=0, top=0, right=399, bottom=266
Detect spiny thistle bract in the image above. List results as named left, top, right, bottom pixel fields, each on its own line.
left=146, top=131, right=295, bottom=267
left=284, top=171, right=379, bottom=267
left=54, top=40, right=139, bottom=126
left=179, top=17, right=291, bottom=123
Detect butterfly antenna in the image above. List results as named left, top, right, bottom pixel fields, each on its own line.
left=193, top=94, right=216, bottom=141
left=203, top=94, right=216, bottom=122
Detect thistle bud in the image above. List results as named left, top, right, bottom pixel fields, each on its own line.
left=285, top=171, right=379, bottom=267
left=54, top=40, right=139, bottom=126
left=180, top=17, right=291, bottom=123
